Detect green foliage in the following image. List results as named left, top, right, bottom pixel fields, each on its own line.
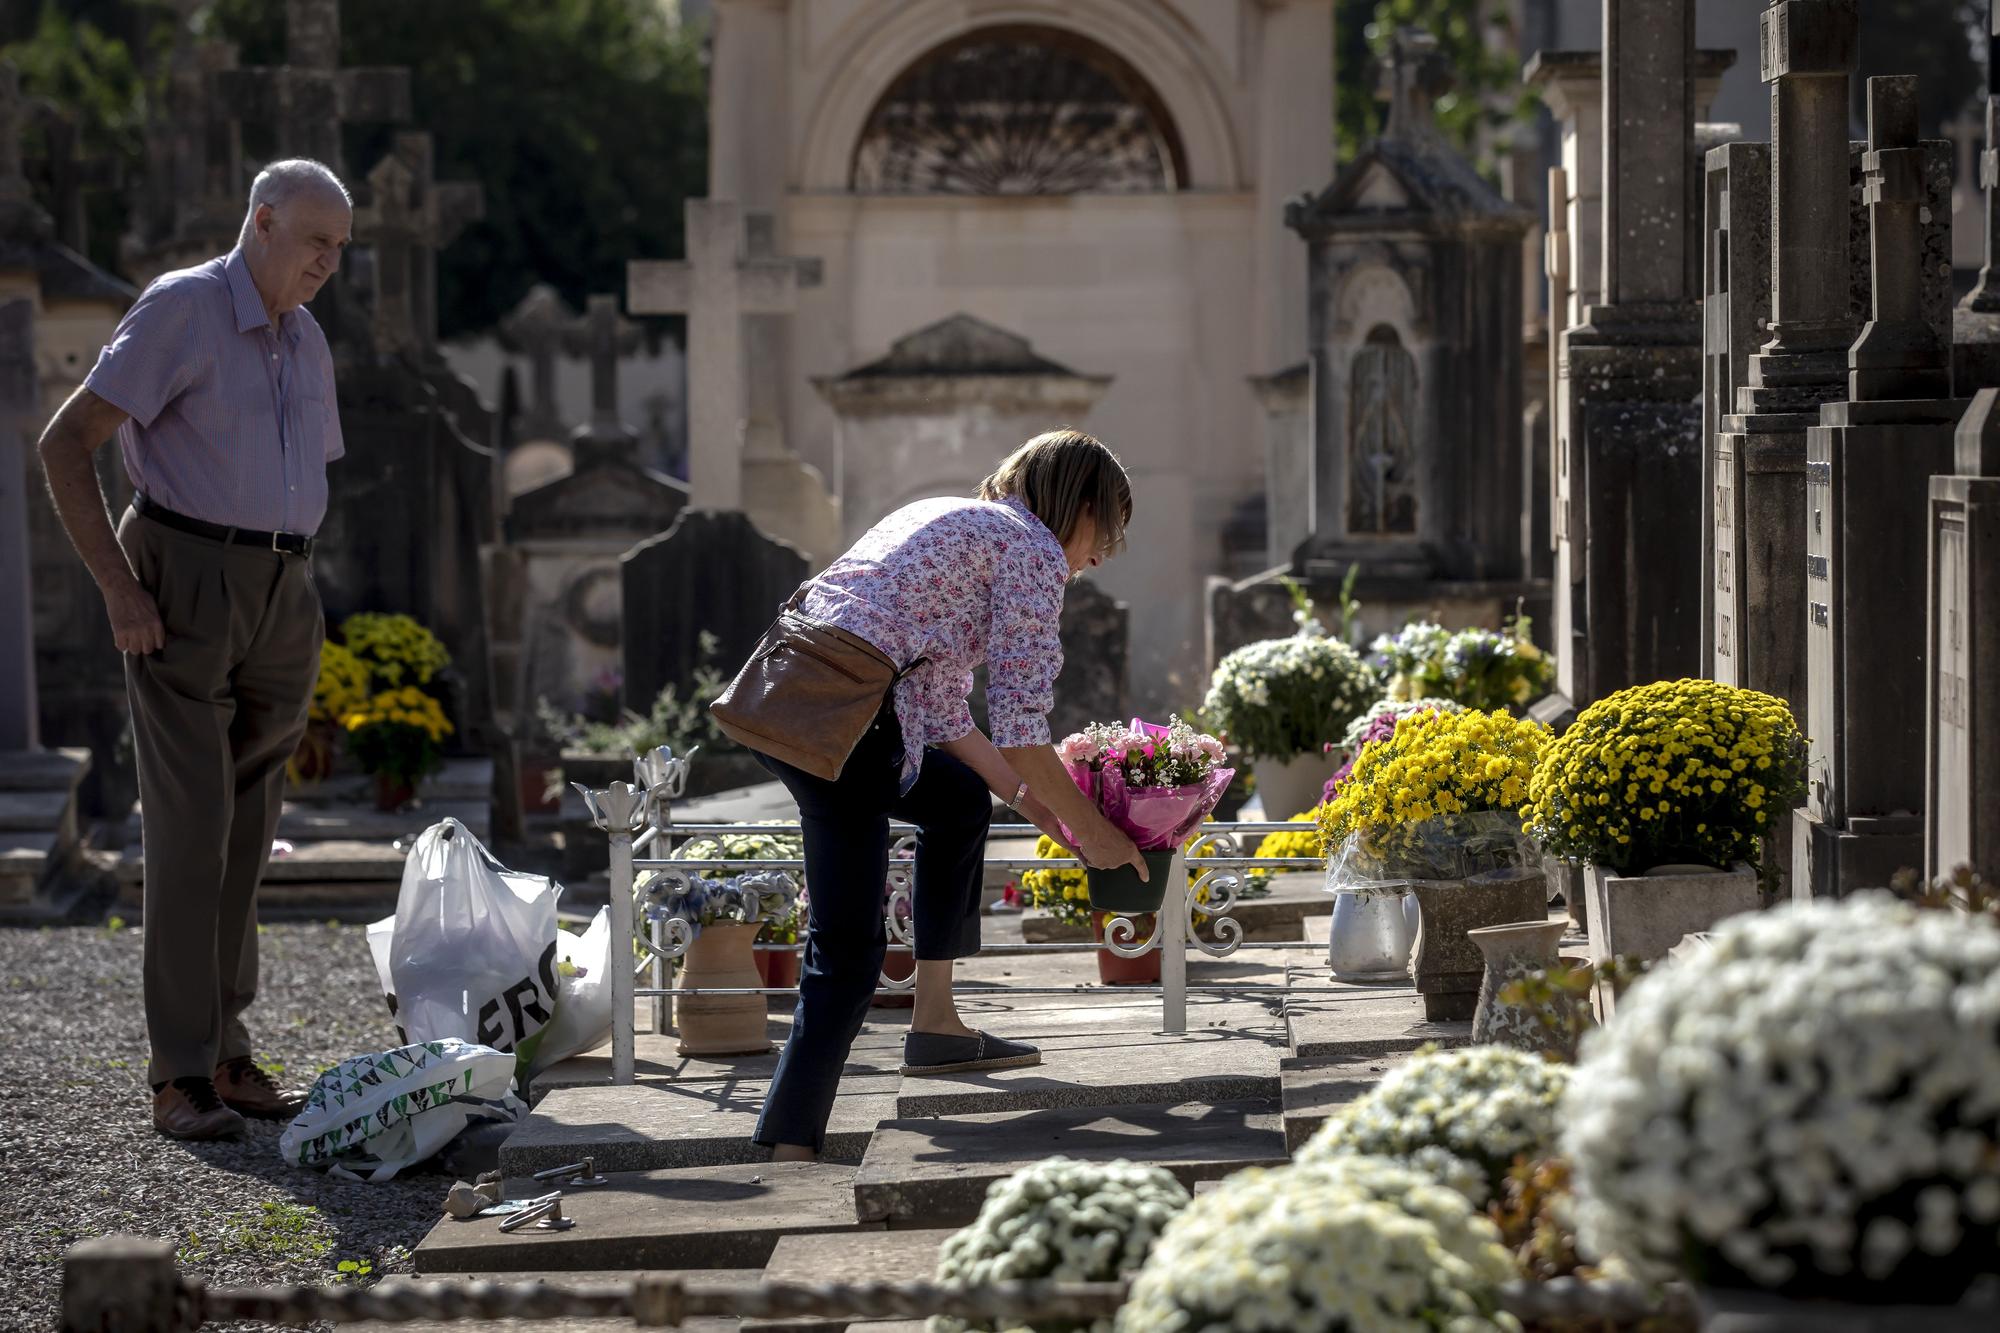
left=1336, top=0, right=1532, bottom=168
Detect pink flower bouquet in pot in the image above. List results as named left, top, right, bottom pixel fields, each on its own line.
left=1055, top=717, right=1236, bottom=913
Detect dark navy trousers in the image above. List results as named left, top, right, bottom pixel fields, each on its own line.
left=751, top=706, right=990, bottom=1151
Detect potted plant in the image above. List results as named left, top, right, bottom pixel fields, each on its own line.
left=1370, top=617, right=1554, bottom=712
left=1317, top=709, right=1550, bottom=1019
left=670, top=826, right=806, bottom=996
left=1020, top=833, right=1159, bottom=986
left=1564, top=897, right=2000, bottom=1327
left=1525, top=678, right=1807, bottom=1011
left=755, top=894, right=803, bottom=990
left=1121, top=1155, right=1519, bottom=1331
left=289, top=639, right=371, bottom=786
left=647, top=867, right=795, bottom=1056
left=339, top=611, right=452, bottom=693
left=1054, top=717, right=1235, bottom=914
left=341, top=686, right=454, bottom=811
left=1202, top=633, right=1377, bottom=818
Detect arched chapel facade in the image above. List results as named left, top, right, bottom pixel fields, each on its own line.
left=705, top=0, right=1335, bottom=707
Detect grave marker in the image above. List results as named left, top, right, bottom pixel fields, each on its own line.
left=1925, top=392, right=2000, bottom=880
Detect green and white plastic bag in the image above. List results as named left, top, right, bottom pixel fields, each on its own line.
left=279, top=1038, right=523, bottom=1182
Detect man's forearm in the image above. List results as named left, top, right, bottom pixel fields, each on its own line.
left=37, top=390, right=133, bottom=592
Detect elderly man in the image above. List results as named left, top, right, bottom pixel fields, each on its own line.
left=38, top=160, right=351, bottom=1140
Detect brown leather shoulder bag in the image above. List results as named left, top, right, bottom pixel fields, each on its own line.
left=709, top=591, right=923, bottom=781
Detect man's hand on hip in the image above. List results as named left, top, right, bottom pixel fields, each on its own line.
left=104, top=573, right=166, bottom=655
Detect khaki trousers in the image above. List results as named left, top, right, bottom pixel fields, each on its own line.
left=118, top=509, right=323, bottom=1086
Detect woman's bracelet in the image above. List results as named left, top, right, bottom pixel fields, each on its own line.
left=1007, top=780, right=1029, bottom=810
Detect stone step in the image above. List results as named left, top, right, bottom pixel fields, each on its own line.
left=1282, top=963, right=1470, bottom=1058
left=0, top=747, right=89, bottom=792
left=892, top=1000, right=1286, bottom=1119
left=744, top=1230, right=955, bottom=1331
left=1279, top=1053, right=1407, bottom=1154
left=0, top=789, right=70, bottom=833
left=286, top=756, right=494, bottom=806
left=412, top=1161, right=879, bottom=1274
left=852, top=1099, right=1285, bottom=1227
left=533, top=1022, right=911, bottom=1093
left=499, top=1078, right=898, bottom=1176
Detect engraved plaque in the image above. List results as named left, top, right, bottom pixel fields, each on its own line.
left=1712, top=437, right=1741, bottom=682
left=1931, top=507, right=1971, bottom=871
left=1804, top=430, right=1839, bottom=822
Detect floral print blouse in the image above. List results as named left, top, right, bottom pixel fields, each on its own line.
left=798, top=495, right=1069, bottom=789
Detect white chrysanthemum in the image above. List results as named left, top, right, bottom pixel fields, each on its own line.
left=928, top=1157, right=1189, bottom=1333
left=1116, top=1157, right=1521, bottom=1332
left=1201, top=635, right=1379, bottom=762
left=1297, top=1046, right=1570, bottom=1204
left=1564, top=895, right=2000, bottom=1301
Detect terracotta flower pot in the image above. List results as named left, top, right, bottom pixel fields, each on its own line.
left=1409, top=869, right=1550, bottom=1022
left=1092, top=911, right=1161, bottom=985
left=373, top=772, right=416, bottom=812
left=873, top=944, right=915, bottom=1007
left=755, top=945, right=801, bottom=990
left=289, top=720, right=338, bottom=785
left=673, top=921, right=771, bottom=1056
left=518, top=758, right=560, bottom=815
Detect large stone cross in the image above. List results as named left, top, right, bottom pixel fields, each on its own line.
left=627, top=199, right=822, bottom=510
left=1376, top=28, right=1452, bottom=142
left=212, top=0, right=410, bottom=176
left=560, top=293, right=643, bottom=442
left=351, top=131, right=483, bottom=359
left=498, top=285, right=575, bottom=441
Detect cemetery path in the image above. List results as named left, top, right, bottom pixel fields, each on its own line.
left=0, top=923, right=432, bottom=1333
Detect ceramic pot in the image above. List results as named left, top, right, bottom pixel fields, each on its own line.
left=373, top=772, right=416, bottom=812
left=1696, top=1288, right=1999, bottom=1332
left=1468, top=919, right=1577, bottom=1058
left=674, top=922, right=771, bottom=1056
left=1092, top=911, right=1161, bottom=985
left=754, top=945, right=800, bottom=990
left=1408, top=869, right=1549, bottom=1022
left=518, top=758, right=561, bottom=815
left=1326, top=889, right=1419, bottom=981
left=872, top=945, right=915, bottom=1008
left=1086, top=849, right=1177, bottom=914
left=1251, top=753, right=1338, bottom=820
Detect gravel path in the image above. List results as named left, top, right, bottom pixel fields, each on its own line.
left=0, top=921, right=449, bottom=1332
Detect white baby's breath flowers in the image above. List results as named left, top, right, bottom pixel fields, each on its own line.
left=1297, top=1045, right=1570, bottom=1204
left=1116, top=1156, right=1521, bottom=1332
left=928, top=1157, right=1189, bottom=1333
left=1563, top=895, right=2000, bottom=1301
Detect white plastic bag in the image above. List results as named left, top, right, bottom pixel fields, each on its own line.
left=527, top=907, right=615, bottom=1078
left=279, top=1038, right=523, bottom=1182
left=381, top=818, right=562, bottom=1079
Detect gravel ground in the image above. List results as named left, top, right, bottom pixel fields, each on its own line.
left=0, top=921, right=449, bottom=1332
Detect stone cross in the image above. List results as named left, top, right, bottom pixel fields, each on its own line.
left=1751, top=0, right=1859, bottom=382
left=627, top=199, right=821, bottom=510
left=1376, top=28, right=1451, bottom=142
left=498, top=285, right=575, bottom=442
left=351, top=131, right=483, bottom=360
left=1849, top=77, right=1946, bottom=401
left=1969, top=2, right=2000, bottom=315
left=0, top=296, right=37, bottom=750
left=212, top=0, right=410, bottom=177
left=560, top=294, right=643, bottom=441
left=1601, top=0, right=1696, bottom=309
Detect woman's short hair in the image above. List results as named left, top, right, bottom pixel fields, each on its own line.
left=978, top=429, right=1134, bottom=556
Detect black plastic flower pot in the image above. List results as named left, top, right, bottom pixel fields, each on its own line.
left=1086, top=849, right=1177, bottom=915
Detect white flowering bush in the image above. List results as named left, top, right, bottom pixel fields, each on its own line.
left=1116, top=1156, right=1520, bottom=1332
left=1298, top=1046, right=1571, bottom=1205
left=1564, top=895, right=2000, bottom=1302
left=1202, top=635, right=1378, bottom=762
left=928, top=1158, right=1188, bottom=1333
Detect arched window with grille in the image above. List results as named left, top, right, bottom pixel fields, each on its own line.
left=1347, top=325, right=1419, bottom=536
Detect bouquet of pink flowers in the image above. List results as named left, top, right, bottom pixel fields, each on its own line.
left=1055, top=717, right=1236, bottom=850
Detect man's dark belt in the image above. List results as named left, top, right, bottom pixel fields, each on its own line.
left=133, top=493, right=314, bottom=556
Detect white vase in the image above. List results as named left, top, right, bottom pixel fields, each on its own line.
left=1326, top=889, right=1419, bottom=981
left=1252, top=753, right=1337, bottom=820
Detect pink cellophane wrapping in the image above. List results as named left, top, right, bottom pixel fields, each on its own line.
left=1056, top=717, right=1235, bottom=851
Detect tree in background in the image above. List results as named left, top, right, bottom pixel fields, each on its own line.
left=1335, top=0, right=1532, bottom=169
left=2, top=0, right=708, bottom=340
left=1855, top=0, right=1985, bottom=139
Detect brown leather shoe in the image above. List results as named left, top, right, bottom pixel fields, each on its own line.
left=214, top=1056, right=307, bottom=1120
left=153, top=1078, right=247, bottom=1140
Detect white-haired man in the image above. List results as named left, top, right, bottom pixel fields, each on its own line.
left=38, top=159, right=351, bottom=1140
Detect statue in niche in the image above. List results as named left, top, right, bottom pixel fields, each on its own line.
left=1347, top=324, right=1418, bottom=535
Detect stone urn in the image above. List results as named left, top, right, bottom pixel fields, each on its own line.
left=1697, top=1289, right=2000, bottom=1332
left=674, top=922, right=772, bottom=1056
left=1326, top=889, right=1419, bottom=981
left=1467, top=919, right=1577, bottom=1058
left=1252, top=752, right=1337, bottom=820
left=1408, top=869, right=1549, bottom=1021
left=1584, top=861, right=1758, bottom=1019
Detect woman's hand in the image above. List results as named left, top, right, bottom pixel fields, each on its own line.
left=1072, top=817, right=1147, bottom=880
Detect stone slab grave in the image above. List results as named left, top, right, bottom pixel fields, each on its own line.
left=853, top=1099, right=1286, bottom=1227
left=1280, top=1052, right=1411, bottom=1153
left=413, top=1161, right=877, bottom=1274
left=743, top=1230, right=955, bottom=1332
left=1282, top=962, right=1471, bottom=1058
left=114, top=757, right=494, bottom=908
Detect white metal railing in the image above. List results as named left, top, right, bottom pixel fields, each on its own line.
left=578, top=747, right=1323, bottom=1085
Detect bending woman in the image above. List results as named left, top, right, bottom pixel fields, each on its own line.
left=747, top=429, right=1146, bottom=1163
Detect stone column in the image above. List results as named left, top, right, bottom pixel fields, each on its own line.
left=1254, top=0, right=1333, bottom=373
left=1600, top=0, right=1696, bottom=311
left=1796, top=76, right=1968, bottom=900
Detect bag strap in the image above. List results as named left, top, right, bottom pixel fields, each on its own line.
left=784, top=581, right=928, bottom=680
